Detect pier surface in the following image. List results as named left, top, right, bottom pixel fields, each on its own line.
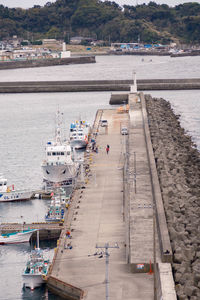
left=49, top=108, right=155, bottom=299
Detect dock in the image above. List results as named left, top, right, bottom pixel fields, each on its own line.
left=46, top=92, right=177, bottom=299
left=1, top=222, right=62, bottom=240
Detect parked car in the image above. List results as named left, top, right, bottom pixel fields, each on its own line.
left=100, top=120, right=108, bottom=127
left=121, top=126, right=128, bottom=135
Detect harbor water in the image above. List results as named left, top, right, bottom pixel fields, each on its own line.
left=0, top=55, right=200, bottom=300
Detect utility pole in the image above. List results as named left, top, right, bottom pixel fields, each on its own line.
left=134, top=152, right=137, bottom=193
left=96, top=243, right=119, bottom=300
left=153, top=204, right=157, bottom=299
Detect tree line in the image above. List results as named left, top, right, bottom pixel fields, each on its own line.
left=0, top=0, right=200, bottom=44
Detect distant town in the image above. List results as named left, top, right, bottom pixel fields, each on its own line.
left=1, top=35, right=200, bottom=61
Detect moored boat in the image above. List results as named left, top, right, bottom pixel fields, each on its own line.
left=0, top=229, right=37, bottom=245
left=69, top=120, right=91, bottom=149
left=45, top=193, right=65, bottom=222
left=0, top=175, right=34, bottom=202
left=22, top=231, right=50, bottom=290
left=41, top=110, right=79, bottom=189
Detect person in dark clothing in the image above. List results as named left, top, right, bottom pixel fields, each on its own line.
left=106, top=144, right=110, bottom=154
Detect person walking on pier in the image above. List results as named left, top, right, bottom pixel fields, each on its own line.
left=106, top=144, right=110, bottom=154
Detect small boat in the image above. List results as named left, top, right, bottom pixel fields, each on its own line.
left=0, top=229, right=37, bottom=245
left=69, top=120, right=91, bottom=149
left=0, top=175, right=34, bottom=202
left=23, top=231, right=50, bottom=290
left=45, top=194, right=65, bottom=222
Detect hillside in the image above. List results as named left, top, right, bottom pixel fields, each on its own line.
left=0, top=0, right=200, bottom=44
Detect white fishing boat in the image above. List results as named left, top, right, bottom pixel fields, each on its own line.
left=0, top=229, right=37, bottom=245
left=41, top=111, right=79, bottom=188
left=0, top=175, right=34, bottom=202
left=69, top=120, right=91, bottom=149
left=45, top=197, right=65, bottom=222
left=23, top=231, right=50, bottom=290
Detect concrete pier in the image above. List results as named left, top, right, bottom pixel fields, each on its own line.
left=48, top=108, right=155, bottom=299
left=1, top=223, right=62, bottom=240
left=47, top=96, right=177, bottom=299
left=0, top=56, right=95, bottom=70
left=0, top=78, right=200, bottom=93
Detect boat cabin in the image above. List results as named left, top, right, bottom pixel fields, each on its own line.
left=45, top=144, right=73, bottom=165
left=0, top=177, right=7, bottom=192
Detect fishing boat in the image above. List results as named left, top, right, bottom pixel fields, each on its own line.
left=0, top=229, right=37, bottom=245
left=0, top=175, right=34, bottom=202
left=23, top=231, right=50, bottom=290
left=69, top=120, right=91, bottom=149
left=45, top=194, right=65, bottom=222
left=41, top=110, right=79, bottom=189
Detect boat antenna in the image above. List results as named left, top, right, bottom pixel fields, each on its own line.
left=55, top=109, right=62, bottom=145
left=36, top=230, right=40, bottom=249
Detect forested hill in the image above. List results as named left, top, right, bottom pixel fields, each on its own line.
left=0, top=0, right=200, bottom=44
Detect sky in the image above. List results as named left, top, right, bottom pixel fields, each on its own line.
left=0, top=0, right=200, bottom=9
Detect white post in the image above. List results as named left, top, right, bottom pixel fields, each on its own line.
left=63, top=42, right=66, bottom=52
left=130, top=71, right=137, bottom=93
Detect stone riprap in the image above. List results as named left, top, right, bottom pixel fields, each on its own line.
left=145, top=94, right=200, bottom=300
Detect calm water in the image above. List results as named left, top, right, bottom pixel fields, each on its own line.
left=0, top=55, right=200, bottom=81
left=0, top=55, right=200, bottom=300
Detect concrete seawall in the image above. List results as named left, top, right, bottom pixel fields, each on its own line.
left=140, top=92, right=172, bottom=263
left=1, top=78, right=200, bottom=93
left=0, top=56, right=95, bottom=70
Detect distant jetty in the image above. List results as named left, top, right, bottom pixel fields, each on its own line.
left=1, top=78, right=200, bottom=94
left=171, top=50, right=200, bottom=57
left=0, top=56, right=96, bottom=70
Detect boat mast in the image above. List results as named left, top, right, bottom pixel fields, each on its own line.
left=55, top=110, right=62, bottom=145
left=36, top=230, right=39, bottom=249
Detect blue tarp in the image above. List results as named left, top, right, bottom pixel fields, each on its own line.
left=144, top=44, right=152, bottom=48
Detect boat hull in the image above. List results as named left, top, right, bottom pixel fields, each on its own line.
left=70, top=139, right=87, bottom=149
left=0, top=230, right=36, bottom=245
left=41, top=163, right=79, bottom=184
left=0, top=191, right=33, bottom=202
left=23, top=274, right=44, bottom=290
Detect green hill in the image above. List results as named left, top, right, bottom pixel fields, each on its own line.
left=0, top=0, right=200, bottom=44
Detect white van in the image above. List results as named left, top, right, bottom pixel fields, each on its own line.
left=100, top=120, right=108, bottom=127
left=121, top=126, right=128, bottom=135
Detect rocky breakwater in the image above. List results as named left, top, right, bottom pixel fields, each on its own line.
left=0, top=56, right=95, bottom=70
left=145, top=94, right=200, bottom=300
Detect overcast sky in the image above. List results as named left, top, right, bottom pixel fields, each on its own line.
left=0, top=0, right=200, bottom=9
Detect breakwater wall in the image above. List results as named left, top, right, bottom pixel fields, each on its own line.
left=47, top=276, right=84, bottom=300
left=171, top=51, right=200, bottom=57
left=146, top=94, right=200, bottom=299
left=109, top=50, right=170, bottom=56
left=0, top=56, right=95, bottom=70
left=1, top=78, right=200, bottom=93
